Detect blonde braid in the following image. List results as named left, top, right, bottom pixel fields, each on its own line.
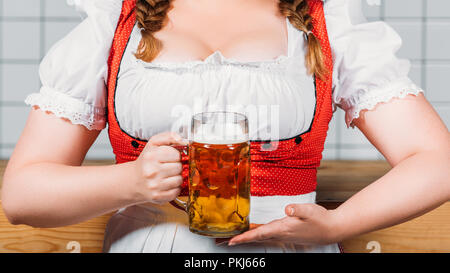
left=134, top=0, right=172, bottom=62
left=279, top=0, right=326, bottom=79
left=134, top=0, right=326, bottom=78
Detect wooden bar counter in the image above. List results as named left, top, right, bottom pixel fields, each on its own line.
left=0, top=160, right=449, bottom=253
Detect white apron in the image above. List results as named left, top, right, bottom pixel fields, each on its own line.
left=102, top=192, right=341, bottom=253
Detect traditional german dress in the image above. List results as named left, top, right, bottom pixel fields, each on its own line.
left=25, top=0, right=423, bottom=253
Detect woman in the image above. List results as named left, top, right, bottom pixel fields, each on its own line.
left=1, top=0, right=449, bottom=253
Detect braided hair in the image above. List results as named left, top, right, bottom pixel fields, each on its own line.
left=134, top=0, right=325, bottom=78
left=134, top=0, right=172, bottom=62
left=279, top=0, right=326, bottom=78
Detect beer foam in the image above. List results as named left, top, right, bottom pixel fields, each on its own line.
left=192, top=123, right=248, bottom=144
left=192, top=138, right=248, bottom=145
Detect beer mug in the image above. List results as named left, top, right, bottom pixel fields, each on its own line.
left=171, top=111, right=251, bottom=238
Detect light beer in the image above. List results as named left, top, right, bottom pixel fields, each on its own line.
left=188, top=140, right=250, bottom=237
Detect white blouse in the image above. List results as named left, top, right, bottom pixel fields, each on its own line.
left=25, top=0, right=423, bottom=140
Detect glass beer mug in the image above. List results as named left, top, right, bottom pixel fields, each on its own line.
left=172, top=111, right=251, bottom=238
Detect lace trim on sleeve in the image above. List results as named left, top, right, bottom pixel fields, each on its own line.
left=340, top=77, right=424, bottom=128
left=25, top=86, right=106, bottom=130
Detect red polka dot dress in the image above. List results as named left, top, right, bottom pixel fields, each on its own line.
left=24, top=0, right=423, bottom=253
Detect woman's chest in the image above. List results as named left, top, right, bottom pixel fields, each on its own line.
left=152, top=0, right=288, bottom=63
left=113, top=23, right=316, bottom=142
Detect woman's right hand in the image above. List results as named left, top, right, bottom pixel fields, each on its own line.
left=131, top=132, right=188, bottom=205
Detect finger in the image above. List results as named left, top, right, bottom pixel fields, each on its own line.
left=228, top=221, right=282, bottom=246
left=153, top=146, right=183, bottom=163
left=159, top=175, right=183, bottom=191
left=285, top=203, right=316, bottom=219
left=159, top=162, right=183, bottom=177
left=215, top=225, right=263, bottom=245
left=149, top=132, right=186, bottom=147
left=155, top=187, right=182, bottom=203
left=228, top=228, right=274, bottom=246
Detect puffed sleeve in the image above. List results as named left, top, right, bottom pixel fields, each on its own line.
left=24, top=0, right=123, bottom=130
left=325, top=0, right=424, bottom=127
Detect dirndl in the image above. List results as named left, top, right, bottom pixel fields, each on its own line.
left=102, top=192, right=340, bottom=253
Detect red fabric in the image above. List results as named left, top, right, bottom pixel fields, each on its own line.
left=106, top=0, right=333, bottom=197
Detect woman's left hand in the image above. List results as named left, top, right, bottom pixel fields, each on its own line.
left=228, top=203, right=342, bottom=246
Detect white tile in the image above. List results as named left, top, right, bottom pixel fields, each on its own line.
left=1, top=106, right=30, bottom=144
left=0, top=107, right=114, bottom=159
left=426, top=64, right=450, bottom=102
left=339, top=125, right=372, bottom=145
left=2, top=22, right=40, bottom=60
left=1, top=64, right=40, bottom=102
left=0, top=144, right=114, bottom=160
left=44, top=21, right=79, bottom=52
left=385, top=0, right=423, bottom=18
left=409, top=62, right=423, bottom=88
left=387, top=20, right=423, bottom=60
left=85, top=147, right=114, bottom=160
left=362, top=0, right=382, bottom=19
left=376, top=152, right=386, bottom=161
left=2, top=0, right=40, bottom=17
left=427, top=0, right=450, bottom=18
left=426, top=21, right=450, bottom=60
left=0, top=147, right=14, bottom=159
left=433, top=105, right=450, bottom=128
left=84, top=130, right=114, bottom=159
left=322, top=148, right=338, bottom=160
left=324, top=110, right=339, bottom=145
left=338, top=147, right=381, bottom=160
left=93, top=129, right=111, bottom=146
left=44, top=0, right=81, bottom=17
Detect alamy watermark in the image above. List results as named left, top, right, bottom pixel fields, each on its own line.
left=170, top=99, right=281, bottom=150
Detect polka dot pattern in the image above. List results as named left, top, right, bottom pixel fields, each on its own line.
left=106, top=0, right=334, bottom=197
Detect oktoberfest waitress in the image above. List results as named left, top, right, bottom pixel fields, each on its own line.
left=2, top=0, right=449, bottom=253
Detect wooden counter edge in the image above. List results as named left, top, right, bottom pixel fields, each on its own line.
left=0, top=160, right=449, bottom=253
left=1, top=200, right=449, bottom=253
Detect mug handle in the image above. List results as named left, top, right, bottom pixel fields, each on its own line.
left=170, top=144, right=189, bottom=212
left=170, top=199, right=187, bottom=212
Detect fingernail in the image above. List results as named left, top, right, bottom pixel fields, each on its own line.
left=289, top=207, right=295, bottom=216
left=228, top=241, right=237, bottom=246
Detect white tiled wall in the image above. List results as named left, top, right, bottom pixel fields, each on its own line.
left=0, top=0, right=448, bottom=160
left=0, top=0, right=112, bottom=159
left=325, top=0, right=450, bottom=160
